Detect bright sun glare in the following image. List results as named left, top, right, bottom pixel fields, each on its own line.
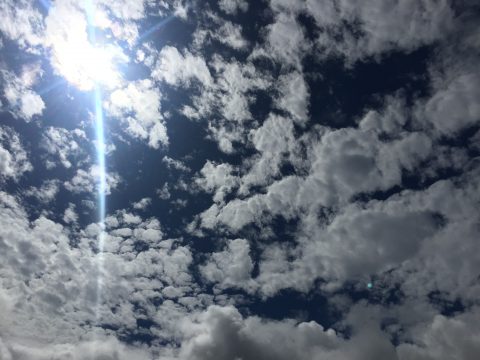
left=48, top=3, right=126, bottom=91
left=54, top=41, right=124, bottom=91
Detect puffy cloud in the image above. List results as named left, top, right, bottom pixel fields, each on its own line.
left=1, top=0, right=479, bottom=358
left=269, top=0, right=454, bottom=63
left=0, top=126, right=32, bottom=181
left=0, top=0, right=44, bottom=49
left=313, top=0, right=453, bottom=62
left=195, top=161, right=239, bottom=203
left=420, top=73, right=480, bottom=135
left=0, top=192, right=197, bottom=355
left=275, top=71, right=310, bottom=125
left=133, top=197, right=152, bottom=210
left=24, top=179, right=60, bottom=203
left=157, top=183, right=171, bottom=200
left=2, top=65, right=45, bottom=121
left=162, top=156, right=190, bottom=172
left=202, top=123, right=434, bottom=232
left=200, top=239, right=255, bottom=293
left=219, top=0, right=248, bottom=15
left=170, top=303, right=480, bottom=360
left=1, top=336, right=151, bottom=360
left=254, top=12, right=309, bottom=68
left=106, top=79, right=168, bottom=148
left=153, top=46, right=213, bottom=87
left=64, top=165, right=121, bottom=194
left=40, top=127, right=87, bottom=169
left=211, top=57, right=270, bottom=123
left=300, top=205, right=439, bottom=284
left=173, top=305, right=340, bottom=360
left=238, top=115, right=297, bottom=193
left=98, top=0, right=146, bottom=21
left=194, top=17, right=248, bottom=51
left=63, top=203, right=78, bottom=224
left=397, top=307, right=480, bottom=360
left=214, top=21, right=248, bottom=50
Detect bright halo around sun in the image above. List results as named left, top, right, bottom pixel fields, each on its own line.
left=46, top=2, right=127, bottom=91
left=53, top=41, right=126, bottom=91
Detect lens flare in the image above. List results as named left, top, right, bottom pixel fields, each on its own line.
left=84, top=0, right=107, bottom=326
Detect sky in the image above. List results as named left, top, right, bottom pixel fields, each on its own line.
left=0, top=0, right=480, bottom=359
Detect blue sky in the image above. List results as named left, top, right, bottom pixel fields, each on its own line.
left=0, top=0, right=480, bottom=359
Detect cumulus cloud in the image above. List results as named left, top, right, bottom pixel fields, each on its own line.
left=0, top=0, right=44, bottom=49
left=106, top=79, right=168, bottom=148
left=153, top=46, right=213, bottom=87
left=275, top=71, right=310, bottom=124
left=420, top=72, right=480, bottom=135
left=0, top=126, right=32, bottom=181
left=200, top=239, right=255, bottom=293
left=200, top=122, right=434, bottom=232
left=194, top=15, right=248, bottom=51
left=253, top=12, right=309, bottom=69
left=1, top=336, right=152, bottom=360
left=25, top=179, right=60, bottom=203
left=219, top=0, right=248, bottom=15
left=162, top=156, right=190, bottom=172
left=133, top=197, right=152, bottom=210
left=0, top=192, right=199, bottom=355
left=1, top=0, right=480, bottom=358
left=64, top=165, right=121, bottom=194
left=195, top=161, right=239, bottom=203
left=309, top=0, right=453, bottom=62
left=1, top=65, right=45, bottom=121
left=40, top=126, right=88, bottom=169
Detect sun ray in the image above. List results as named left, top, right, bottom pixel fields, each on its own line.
left=85, top=0, right=107, bottom=328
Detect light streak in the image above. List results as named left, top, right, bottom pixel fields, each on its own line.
left=85, top=0, right=107, bottom=326
left=137, top=15, right=174, bottom=44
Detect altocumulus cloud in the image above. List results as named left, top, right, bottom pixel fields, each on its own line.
left=0, top=0, right=480, bottom=359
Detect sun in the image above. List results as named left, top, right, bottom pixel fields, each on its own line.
left=46, top=2, right=127, bottom=91
left=53, top=41, right=125, bottom=91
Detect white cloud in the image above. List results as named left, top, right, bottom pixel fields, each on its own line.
left=195, top=161, right=238, bottom=203
left=200, top=239, right=255, bottom=293
left=99, top=0, right=146, bottom=21
left=63, top=203, right=78, bottom=224
left=275, top=71, right=310, bottom=125
left=397, top=306, right=480, bottom=360
left=157, top=183, right=171, bottom=200
left=269, top=0, right=454, bottom=63
left=314, top=0, right=454, bottom=62
left=0, top=126, right=32, bottom=181
left=133, top=197, right=152, bottom=210
left=41, top=127, right=87, bottom=169
left=1, top=336, right=151, bottom=360
left=0, top=193, right=198, bottom=356
left=239, top=114, right=297, bottom=193
left=153, top=46, right=213, bottom=87
left=25, top=179, right=60, bottom=203
left=0, top=0, right=44, bottom=49
left=2, top=66, right=45, bottom=121
left=253, top=12, right=309, bottom=69
left=106, top=79, right=168, bottom=148
left=64, top=165, right=120, bottom=195
left=195, top=17, right=248, bottom=51
left=219, top=0, right=248, bottom=15
left=162, top=156, right=189, bottom=172
left=202, top=123, right=434, bottom=232
left=1, top=0, right=479, bottom=357
left=420, top=72, right=480, bottom=135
